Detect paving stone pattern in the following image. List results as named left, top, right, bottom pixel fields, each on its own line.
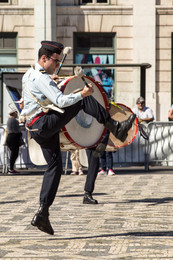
left=1, top=168, right=173, bottom=259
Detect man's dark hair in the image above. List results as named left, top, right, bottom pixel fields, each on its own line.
left=38, top=47, right=54, bottom=60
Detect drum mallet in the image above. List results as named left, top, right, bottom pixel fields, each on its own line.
left=56, top=46, right=72, bottom=75
left=74, top=66, right=90, bottom=88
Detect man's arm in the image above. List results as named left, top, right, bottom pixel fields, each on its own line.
left=168, top=109, right=173, bottom=120
left=138, top=117, right=154, bottom=123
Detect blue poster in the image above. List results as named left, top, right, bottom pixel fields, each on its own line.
left=75, top=54, right=114, bottom=99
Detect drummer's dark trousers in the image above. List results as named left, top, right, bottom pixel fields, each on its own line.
left=85, top=148, right=99, bottom=193
left=30, top=96, right=110, bottom=207
left=84, top=130, right=110, bottom=193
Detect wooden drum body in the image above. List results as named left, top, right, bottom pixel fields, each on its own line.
left=107, top=102, right=138, bottom=150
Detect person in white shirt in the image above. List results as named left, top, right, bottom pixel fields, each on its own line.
left=132, top=97, right=154, bottom=124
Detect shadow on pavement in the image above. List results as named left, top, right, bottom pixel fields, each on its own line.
left=48, top=231, right=173, bottom=241
left=58, top=192, right=107, bottom=198
left=0, top=200, right=25, bottom=204
left=123, top=196, right=173, bottom=205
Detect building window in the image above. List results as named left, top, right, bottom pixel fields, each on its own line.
left=0, top=33, right=17, bottom=49
left=0, top=32, right=17, bottom=65
left=97, top=0, right=107, bottom=2
left=0, top=0, right=9, bottom=3
left=0, top=32, right=17, bottom=122
left=74, top=33, right=115, bottom=100
left=80, top=0, right=108, bottom=4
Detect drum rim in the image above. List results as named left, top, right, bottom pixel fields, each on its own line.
left=61, top=75, right=109, bottom=149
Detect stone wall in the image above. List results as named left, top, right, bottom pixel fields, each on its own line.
left=156, top=6, right=173, bottom=120
left=0, top=1, right=34, bottom=70
left=1, top=0, right=173, bottom=120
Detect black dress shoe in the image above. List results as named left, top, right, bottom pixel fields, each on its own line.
left=83, top=192, right=98, bottom=204
left=31, top=205, right=54, bottom=235
left=117, top=114, right=136, bottom=141
left=105, top=114, right=136, bottom=142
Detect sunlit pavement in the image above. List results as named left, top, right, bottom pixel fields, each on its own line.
left=1, top=166, right=173, bottom=259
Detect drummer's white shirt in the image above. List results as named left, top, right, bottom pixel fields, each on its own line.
left=132, top=106, right=154, bottom=121
left=21, top=63, right=83, bottom=122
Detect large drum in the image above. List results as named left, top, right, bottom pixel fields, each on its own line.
left=28, top=75, right=109, bottom=165
left=27, top=77, right=138, bottom=165
left=59, top=75, right=109, bottom=150
left=107, top=102, right=138, bottom=150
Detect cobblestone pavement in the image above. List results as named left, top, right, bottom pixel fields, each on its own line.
left=1, top=167, right=173, bottom=259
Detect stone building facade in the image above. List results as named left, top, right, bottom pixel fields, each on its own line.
left=0, top=0, right=173, bottom=121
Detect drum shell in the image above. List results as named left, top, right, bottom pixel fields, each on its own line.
left=107, top=102, right=138, bottom=150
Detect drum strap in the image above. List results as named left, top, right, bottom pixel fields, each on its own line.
left=22, top=69, right=65, bottom=131
left=27, top=112, right=46, bottom=127
left=27, top=87, right=64, bottom=114
left=28, top=68, right=65, bottom=114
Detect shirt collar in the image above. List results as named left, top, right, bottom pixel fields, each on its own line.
left=35, top=63, right=44, bottom=71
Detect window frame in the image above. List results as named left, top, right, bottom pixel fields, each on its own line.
left=0, top=0, right=11, bottom=5
left=74, top=32, right=115, bottom=55
left=79, top=0, right=110, bottom=5
left=74, top=32, right=116, bottom=100
left=0, top=32, right=18, bottom=123
left=0, top=32, right=17, bottom=55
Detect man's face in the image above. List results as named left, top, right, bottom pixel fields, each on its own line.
left=43, top=53, right=61, bottom=74
left=137, top=101, right=145, bottom=110
left=19, top=102, right=24, bottom=110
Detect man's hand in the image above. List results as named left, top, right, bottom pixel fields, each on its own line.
left=51, top=74, right=59, bottom=82
left=80, top=83, right=94, bottom=98
left=138, top=118, right=143, bottom=123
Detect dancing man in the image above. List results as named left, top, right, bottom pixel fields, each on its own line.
left=21, top=40, right=136, bottom=235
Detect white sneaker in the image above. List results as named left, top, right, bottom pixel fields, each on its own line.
left=8, top=169, right=20, bottom=175
left=98, top=169, right=107, bottom=175
left=79, top=171, right=84, bottom=175
left=107, top=169, right=115, bottom=176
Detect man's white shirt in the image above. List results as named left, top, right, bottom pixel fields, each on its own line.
left=21, top=63, right=83, bottom=122
left=132, top=106, right=154, bottom=121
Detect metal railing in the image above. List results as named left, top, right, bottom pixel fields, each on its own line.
left=0, top=63, right=151, bottom=100
left=0, top=62, right=152, bottom=173
left=146, top=122, right=173, bottom=170
left=0, top=126, right=8, bottom=173
left=1, top=122, right=173, bottom=173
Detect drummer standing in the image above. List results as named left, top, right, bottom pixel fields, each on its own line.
left=21, top=40, right=136, bottom=235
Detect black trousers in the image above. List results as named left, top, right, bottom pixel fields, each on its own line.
left=30, top=96, right=110, bottom=206
left=84, top=130, right=110, bottom=193
left=100, top=151, right=113, bottom=171
left=84, top=148, right=99, bottom=193
left=6, top=133, right=21, bottom=170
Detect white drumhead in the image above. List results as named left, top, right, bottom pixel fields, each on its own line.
left=79, top=149, right=88, bottom=167
left=27, top=132, right=47, bottom=166
left=62, top=76, right=108, bottom=148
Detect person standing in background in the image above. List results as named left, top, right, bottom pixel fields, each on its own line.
left=15, top=98, right=25, bottom=125
left=98, top=151, right=116, bottom=176
left=168, top=104, right=173, bottom=121
left=70, top=149, right=84, bottom=175
left=6, top=109, right=22, bottom=174
left=132, top=97, right=154, bottom=124
left=16, top=97, right=24, bottom=111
